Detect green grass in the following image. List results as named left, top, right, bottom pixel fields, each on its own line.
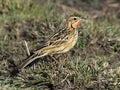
left=0, top=0, right=120, bottom=90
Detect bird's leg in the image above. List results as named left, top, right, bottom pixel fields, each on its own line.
left=47, top=55, right=59, bottom=68
left=50, top=55, right=59, bottom=63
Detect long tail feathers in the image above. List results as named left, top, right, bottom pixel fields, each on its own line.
left=17, top=53, right=40, bottom=69
left=17, top=47, right=52, bottom=70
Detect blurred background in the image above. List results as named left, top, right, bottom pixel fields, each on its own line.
left=0, top=0, right=120, bottom=90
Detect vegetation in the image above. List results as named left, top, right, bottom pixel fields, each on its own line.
left=0, top=0, right=120, bottom=90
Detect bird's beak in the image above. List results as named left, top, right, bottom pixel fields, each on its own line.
left=72, top=19, right=81, bottom=29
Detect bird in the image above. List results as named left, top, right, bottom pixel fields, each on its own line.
left=17, top=16, right=83, bottom=70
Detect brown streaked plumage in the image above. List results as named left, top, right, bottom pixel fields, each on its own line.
left=17, top=16, right=82, bottom=69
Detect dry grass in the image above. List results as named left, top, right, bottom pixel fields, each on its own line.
left=0, top=0, right=120, bottom=90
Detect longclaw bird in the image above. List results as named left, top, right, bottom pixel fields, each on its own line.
left=17, top=16, right=83, bottom=69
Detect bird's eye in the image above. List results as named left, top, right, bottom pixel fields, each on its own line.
left=73, top=17, right=77, bottom=20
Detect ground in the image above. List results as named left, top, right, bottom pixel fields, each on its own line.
left=0, top=0, right=120, bottom=90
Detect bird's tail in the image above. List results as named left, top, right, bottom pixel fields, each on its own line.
left=17, top=46, right=56, bottom=70
left=5, top=53, right=39, bottom=76
left=17, top=53, right=40, bottom=70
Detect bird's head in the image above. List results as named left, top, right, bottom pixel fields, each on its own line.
left=66, top=16, right=82, bottom=29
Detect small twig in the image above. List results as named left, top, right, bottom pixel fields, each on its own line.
left=60, top=74, right=69, bottom=83
left=24, top=40, right=30, bottom=56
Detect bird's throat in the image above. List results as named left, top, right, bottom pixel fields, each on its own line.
left=72, top=20, right=81, bottom=29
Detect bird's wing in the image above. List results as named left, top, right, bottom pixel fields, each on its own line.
left=46, top=28, right=70, bottom=45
